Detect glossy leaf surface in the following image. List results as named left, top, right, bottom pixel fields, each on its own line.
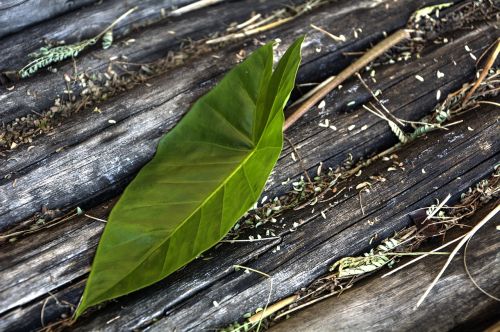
left=76, top=37, right=304, bottom=316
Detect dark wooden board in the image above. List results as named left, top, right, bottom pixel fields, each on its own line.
left=2, top=102, right=497, bottom=331
left=0, top=0, right=98, bottom=39
left=76, top=101, right=500, bottom=331
left=270, top=203, right=500, bottom=332
left=0, top=0, right=498, bottom=330
left=0, top=0, right=292, bottom=124
left=1, top=40, right=498, bottom=332
left=0, top=0, right=204, bottom=73
left=0, top=0, right=483, bottom=231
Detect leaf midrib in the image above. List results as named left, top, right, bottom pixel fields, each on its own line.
left=95, top=123, right=278, bottom=301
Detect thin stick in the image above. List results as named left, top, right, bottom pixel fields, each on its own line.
left=233, top=265, right=272, bottom=331
left=462, top=39, right=500, bottom=105
left=290, top=76, right=335, bottom=107
left=169, top=0, right=225, bottom=16
left=232, top=14, right=262, bottom=31
left=463, top=224, right=500, bottom=301
left=284, top=29, right=410, bottom=130
left=0, top=212, right=78, bottom=240
left=382, top=251, right=450, bottom=256
left=274, top=285, right=352, bottom=320
left=220, top=236, right=281, bottom=243
left=206, top=17, right=294, bottom=44
left=358, top=190, right=366, bottom=216
left=415, top=204, right=499, bottom=308
left=341, top=144, right=400, bottom=179
left=477, top=101, right=500, bottom=108
left=243, top=10, right=286, bottom=31
left=40, top=297, right=49, bottom=327
left=362, top=103, right=408, bottom=143
left=356, top=73, right=405, bottom=127
left=310, top=24, right=346, bottom=42
left=248, top=294, right=299, bottom=324
left=381, top=235, right=466, bottom=278
left=422, top=194, right=452, bottom=224
left=84, top=214, right=107, bottom=223
left=95, top=7, right=138, bottom=40
left=381, top=234, right=466, bottom=278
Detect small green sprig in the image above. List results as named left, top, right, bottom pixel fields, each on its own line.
left=18, top=7, right=136, bottom=78
left=19, top=39, right=97, bottom=78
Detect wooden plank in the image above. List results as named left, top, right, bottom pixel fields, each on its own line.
left=0, top=0, right=486, bottom=231
left=0, top=0, right=492, bottom=294
left=0, top=1, right=497, bottom=330
left=0, top=0, right=290, bottom=124
left=270, top=203, right=500, bottom=332
left=75, top=101, right=499, bottom=331
left=0, top=32, right=497, bottom=330
left=1, top=0, right=462, bottom=136
left=0, top=0, right=98, bottom=39
left=2, top=105, right=497, bottom=331
left=0, top=0, right=199, bottom=73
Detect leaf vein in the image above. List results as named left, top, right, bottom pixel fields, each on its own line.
left=203, top=102, right=254, bottom=147
left=183, top=140, right=252, bottom=152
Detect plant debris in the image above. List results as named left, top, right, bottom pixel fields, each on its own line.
left=206, top=0, right=327, bottom=45
left=0, top=39, right=211, bottom=152
left=18, top=8, right=137, bottom=78
left=220, top=165, right=499, bottom=331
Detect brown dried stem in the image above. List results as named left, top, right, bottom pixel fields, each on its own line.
left=284, top=29, right=411, bottom=130
left=462, top=38, right=500, bottom=105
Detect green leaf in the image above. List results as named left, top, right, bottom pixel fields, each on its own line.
left=76, top=37, right=304, bottom=317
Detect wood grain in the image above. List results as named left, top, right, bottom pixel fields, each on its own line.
left=86, top=102, right=499, bottom=331
left=0, top=0, right=98, bottom=39
left=270, top=204, right=500, bottom=332
left=1, top=0, right=489, bottom=231
left=0, top=0, right=498, bottom=330
left=0, top=0, right=198, bottom=72
left=0, top=0, right=291, bottom=124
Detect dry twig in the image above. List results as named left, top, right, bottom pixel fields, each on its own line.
left=462, top=38, right=500, bottom=105
left=284, top=29, right=410, bottom=130
left=415, top=204, right=499, bottom=308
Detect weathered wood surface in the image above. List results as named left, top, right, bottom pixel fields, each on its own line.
left=0, top=0, right=498, bottom=330
left=0, top=0, right=201, bottom=73
left=0, top=0, right=98, bottom=39
left=0, top=0, right=483, bottom=230
left=0, top=0, right=292, bottom=124
left=270, top=203, right=500, bottom=332
left=1, top=105, right=498, bottom=331
left=78, top=102, right=499, bottom=331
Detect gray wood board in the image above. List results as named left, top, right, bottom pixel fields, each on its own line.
left=270, top=203, right=500, bottom=332
left=0, top=0, right=206, bottom=72
left=0, top=0, right=98, bottom=39
left=1, top=58, right=498, bottom=332
left=2, top=102, right=498, bottom=331
left=81, top=102, right=500, bottom=331
left=1, top=0, right=490, bottom=232
left=0, top=0, right=498, bottom=330
left=0, top=0, right=292, bottom=124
